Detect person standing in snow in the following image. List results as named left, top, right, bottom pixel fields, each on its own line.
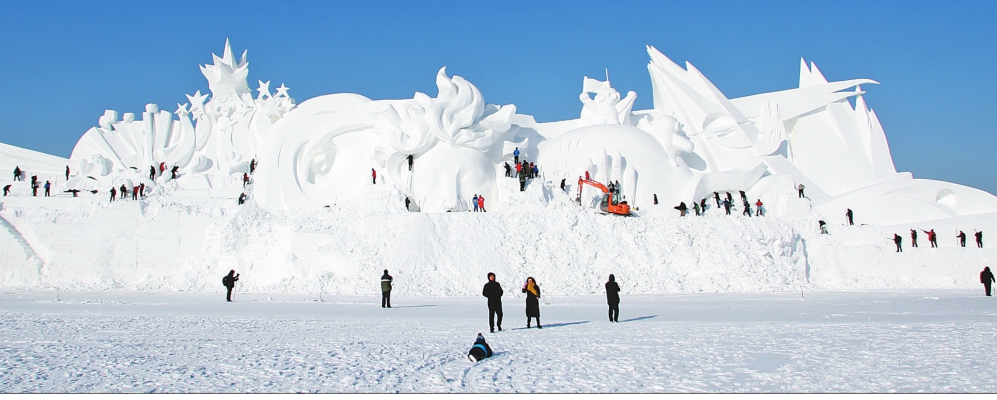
left=755, top=199, right=764, bottom=216
left=150, top=166, right=156, bottom=180
left=519, top=170, right=527, bottom=192
left=513, top=147, right=520, bottom=164
left=675, top=202, right=687, bottom=216
left=584, top=171, right=590, bottom=181
left=606, top=274, right=620, bottom=323
left=478, top=195, right=486, bottom=212
left=2, top=185, right=10, bottom=196
left=957, top=231, right=967, bottom=247
left=31, top=181, right=38, bottom=197
left=472, top=194, right=479, bottom=212
left=238, top=193, right=246, bottom=205
left=846, top=209, right=854, bottom=225
left=739, top=190, right=747, bottom=202
left=131, top=186, right=138, bottom=200
left=120, top=184, right=128, bottom=200
left=482, top=272, right=504, bottom=332
left=467, top=333, right=494, bottom=362
left=722, top=198, right=731, bottom=215
left=243, top=173, right=250, bottom=188
left=693, top=201, right=700, bottom=216
left=380, top=269, right=393, bottom=308
left=798, top=183, right=805, bottom=198
left=522, top=277, right=542, bottom=329
left=65, top=165, right=70, bottom=181
left=504, top=162, right=511, bottom=178
left=981, top=266, right=995, bottom=296
left=171, top=166, right=179, bottom=179
left=12, top=166, right=21, bottom=181
left=407, top=155, right=413, bottom=172
left=892, top=234, right=903, bottom=252
left=713, top=192, right=721, bottom=207
left=819, top=220, right=828, bottom=234
left=742, top=199, right=751, bottom=217
left=910, top=229, right=918, bottom=248
left=923, top=229, right=938, bottom=248
left=700, top=198, right=707, bottom=214
left=222, top=270, right=240, bottom=302
left=975, top=230, right=983, bottom=248
left=250, top=159, right=257, bottom=174
left=139, top=183, right=145, bottom=197
left=371, top=168, right=377, bottom=185
left=561, top=179, right=566, bottom=192
left=109, top=187, right=116, bottom=201
left=653, top=194, right=658, bottom=205
left=43, top=181, right=51, bottom=197
left=159, top=162, right=165, bottom=175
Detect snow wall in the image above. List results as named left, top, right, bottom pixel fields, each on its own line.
left=1, top=180, right=993, bottom=296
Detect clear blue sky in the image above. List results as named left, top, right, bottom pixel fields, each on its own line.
left=1, top=1, right=994, bottom=194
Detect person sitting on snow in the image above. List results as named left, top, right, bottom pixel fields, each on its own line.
left=467, top=333, right=493, bottom=362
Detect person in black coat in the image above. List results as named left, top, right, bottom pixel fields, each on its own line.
left=467, top=333, right=493, bottom=362
left=893, top=234, right=902, bottom=252
left=482, top=272, right=504, bottom=332
left=606, top=274, right=620, bottom=323
left=981, top=266, right=995, bottom=297
left=222, top=270, right=240, bottom=302
left=522, top=277, right=542, bottom=329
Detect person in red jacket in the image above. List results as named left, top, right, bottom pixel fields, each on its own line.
left=923, top=229, right=937, bottom=247
left=755, top=199, right=764, bottom=216
left=372, top=168, right=377, bottom=184
left=478, top=195, right=486, bottom=212
left=243, top=173, right=250, bottom=188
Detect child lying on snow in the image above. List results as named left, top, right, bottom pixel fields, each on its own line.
left=467, top=333, right=493, bottom=362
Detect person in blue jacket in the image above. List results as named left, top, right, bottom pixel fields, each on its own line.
left=467, top=333, right=493, bottom=362
left=513, top=147, right=520, bottom=164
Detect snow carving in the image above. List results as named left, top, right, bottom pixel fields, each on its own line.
left=59, top=41, right=997, bottom=225
left=69, top=39, right=294, bottom=192
left=579, top=76, right=637, bottom=126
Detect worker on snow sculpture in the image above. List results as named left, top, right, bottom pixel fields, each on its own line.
left=714, top=192, right=721, bottom=208
left=742, top=199, right=752, bottom=217
left=893, top=234, right=903, bottom=252
left=606, top=274, right=621, bottom=323
left=110, top=187, right=117, bottom=201
left=923, top=229, right=938, bottom=248
left=372, top=168, right=377, bottom=185
left=482, top=272, right=504, bottom=333
left=755, top=199, right=764, bottom=217
left=223, top=270, right=240, bottom=302
left=522, top=277, right=542, bottom=329
left=910, top=229, right=918, bottom=248
left=171, top=166, right=179, bottom=179
left=958, top=231, right=967, bottom=247
left=846, top=209, right=854, bottom=225
left=722, top=198, right=731, bottom=215
left=975, top=231, right=983, bottom=248
left=819, top=220, right=828, bottom=234
left=675, top=202, right=687, bottom=216
left=513, top=147, right=520, bottom=164
left=381, top=269, right=393, bottom=308
left=981, top=267, right=995, bottom=296
left=472, top=195, right=479, bottom=212
left=467, top=333, right=493, bottom=362
left=2, top=185, right=9, bottom=196
left=798, top=183, right=805, bottom=198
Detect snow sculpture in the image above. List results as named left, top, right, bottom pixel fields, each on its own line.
left=579, top=76, right=637, bottom=126
left=253, top=67, right=530, bottom=212
left=69, top=39, right=294, bottom=191
left=60, top=40, right=997, bottom=225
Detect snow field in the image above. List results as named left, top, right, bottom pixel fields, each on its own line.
left=0, top=290, right=994, bottom=393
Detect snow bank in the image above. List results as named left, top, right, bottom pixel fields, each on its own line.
left=1, top=178, right=994, bottom=295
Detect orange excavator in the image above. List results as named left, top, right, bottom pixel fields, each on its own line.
left=577, top=177, right=631, bottom=216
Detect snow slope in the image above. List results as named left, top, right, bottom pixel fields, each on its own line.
left=1, top=177, right=995, bottom=295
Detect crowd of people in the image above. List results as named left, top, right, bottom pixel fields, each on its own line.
left=672, top=191, right=765, bottom=218
left=891, top=229, right=984, bottom=252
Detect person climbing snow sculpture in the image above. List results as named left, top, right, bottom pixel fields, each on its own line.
left=171, top=166, right=179, bottom=179
left=467, top=333, right=493, bottom=362
left=243, top=173, right=250, bottom=188
left=846, top=209, right=854, bottom=225
left=372, top=168, right=377, bottom=185
left=407, top=154, right=413, bottom=171
left=742, top=199, right=752, bottom=217
left=223, top=270, right=240, bottom=302
left=381, top=269, right=393, bottom=308
left=522, top=277, right=542, bottom=329
left=981, top=266, right=995, bottom=297
left=675, top=201, right=687, bottom=216
left=238, top=193, right=247, bottom=205
left=149, top=166, right=156, bottom=180
left=482, top=272, right=504, bottom=332
left=606, top=274, right=620, bottom=323
left=755, top=199, right=764, bottom=216
left=798, top=183, right=805, bottom=198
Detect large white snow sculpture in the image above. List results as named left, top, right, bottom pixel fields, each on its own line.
left=254, top=67, right=536, bottom=212
left=69, top=40, right=295, bottom=192
left=62, top=40, right=997, bottom=225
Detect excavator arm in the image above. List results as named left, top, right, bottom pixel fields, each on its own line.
left=576, top=177, right=630, bottom=216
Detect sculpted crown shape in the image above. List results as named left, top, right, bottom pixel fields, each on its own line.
left=199, top=38, right=251, bottom=100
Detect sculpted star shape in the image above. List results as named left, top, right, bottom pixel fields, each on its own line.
left=257, top=80, right=271, bottom=100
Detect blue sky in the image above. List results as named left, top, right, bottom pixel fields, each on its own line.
left=0, top=1, right=994, bottom=193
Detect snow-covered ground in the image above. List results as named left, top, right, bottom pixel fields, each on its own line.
left=1, top=290, right=994, bottom=393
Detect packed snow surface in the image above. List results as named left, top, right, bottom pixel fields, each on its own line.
left=1, top=290, right=995, bottom=393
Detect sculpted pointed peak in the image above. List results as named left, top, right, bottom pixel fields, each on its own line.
left=200, top=40, right=251, bottom=100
